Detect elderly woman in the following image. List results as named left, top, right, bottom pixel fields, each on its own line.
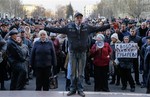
left=90, top=34, right=112, bottom=92
left=30, top=30, right=57, bottom=91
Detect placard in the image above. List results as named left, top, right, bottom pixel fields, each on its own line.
left=115, top=43, right=138, bottom=58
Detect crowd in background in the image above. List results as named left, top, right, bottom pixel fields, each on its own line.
left=0, top=15, right=150, bottom=93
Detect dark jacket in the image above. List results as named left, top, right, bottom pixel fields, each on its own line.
left=0, top=35, right=7, bottom=63
left=118, top=42, right=133, bottom=69
left=144, top=46, right=150, bottom=73
left=30, top=39, right=57, bottom=68
left=7, top=38, right=25, bottom=64
left=44, top=22, right=110, bottom=52
left=137, top=27, right=148, bottom=38
left=130, top=35, right=142, bottom=54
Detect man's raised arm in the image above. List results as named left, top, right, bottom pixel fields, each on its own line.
left=88, top=24, right=110, bottom=33
left=44, top=26, right=68, bottom=34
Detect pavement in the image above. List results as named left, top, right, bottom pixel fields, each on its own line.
left=0, top=91, right=150, bottom=97
left=1, top=72, right=149, bottom=97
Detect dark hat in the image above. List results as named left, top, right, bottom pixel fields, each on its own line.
left=1, top=21, right=9, bottom=26
left=15, top=18, right=19, bottom=21
left=128, top=21, right=133, bottom=24
left=9, top=29, right=18, bottom=36
left=74, top=12, right=83, bottom=17
left=146, top=36, right=150, bottom=39
left=18, top=28, right=25, bottom=33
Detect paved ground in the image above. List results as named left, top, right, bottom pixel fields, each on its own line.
left=0, top=91, right=150, bottom=97
left=3, top=72, right=147, bottom=94
left=1, top=72, right=150, bottom=97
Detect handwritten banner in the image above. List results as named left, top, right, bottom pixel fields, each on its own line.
left=115, top=43, right=138, bottom=58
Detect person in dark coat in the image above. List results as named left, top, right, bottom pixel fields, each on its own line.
left=137, top=22, right=149, bottom=38
left=129, top=28, right=142, bottom=85
left=90, top=34, right=112, bottom=92
left=141, top=36, right=150, bottom=88
left=44, top=12, right=110, bottom=97
left=16, top=35, right=29, bottom=89
left=0, top=35, right=7, bottom=90
left=0, top=22, right=9, bottom=38
left=118, top=36, right=135, bottom=92
left=144, top=44, right=150, bottom=93
left=30, top=30, right=57, bottom=91
left=7, top=29, right=27, bottom=90
left=19, top=29, right=32, bottom=81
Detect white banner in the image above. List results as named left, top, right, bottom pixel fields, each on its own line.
left=115, top=43, right=138, bottom=58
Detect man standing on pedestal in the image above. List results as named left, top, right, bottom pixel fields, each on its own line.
left=44, top=12, right=110, bottom=97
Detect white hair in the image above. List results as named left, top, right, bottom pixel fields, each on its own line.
left=38, top=30, right=48, bottom=38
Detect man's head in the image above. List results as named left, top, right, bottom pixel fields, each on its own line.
left=130, top=27, right=136, bottom=36
left=9, top=29, right=18, bottom=40
left=74, top=12, right=83, bottom=25
left=121, top=23, right=126, bottom=31
left=19, top=29, right=26, bottom=38
left=141, top=22, right=147, bottom=29
left=1, top=22, right=9, bottom=32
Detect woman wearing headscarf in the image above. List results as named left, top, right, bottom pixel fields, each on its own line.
left=90, top=33, right=112, bottom=92
left=30, top=30, right=57, bottom=91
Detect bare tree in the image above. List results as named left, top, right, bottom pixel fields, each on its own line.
left=45, top=9, right=55, bottom=18
left=123, top=0, right=143, bottom=18
left=55, top=5, right=66, bottom=19
left=31, top=6, right=46, bottom=18
left=0, top=0, right=26, bottom=18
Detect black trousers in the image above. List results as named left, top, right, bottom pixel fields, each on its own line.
left=132, top=58, right=139, bottom=83
left=120, top=67, right=135, bottom=88
left=10, top=63, right=27, bottom=90
left=94, top=65, right=109, bottom=91
left=111, top=66, right=120, bottom=83
left=35, top=67, right=51, bottom=91
left=84, top=58, right=91, bottom=82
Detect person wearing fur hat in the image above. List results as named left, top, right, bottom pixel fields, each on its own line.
left=7, top=29, right=27, bottom=90
left=109, top=33, right=121, bottom=86
left=90, top=33, right=112, bottom=92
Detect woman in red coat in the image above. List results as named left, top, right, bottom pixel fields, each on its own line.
left=90, top=33, right=112, bottom=92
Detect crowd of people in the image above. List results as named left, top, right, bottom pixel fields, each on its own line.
left=0, top=13, right=150, bottom=96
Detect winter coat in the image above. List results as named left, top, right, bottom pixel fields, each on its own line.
left=117, top=42, right=133, bottom=69
left=144, top=46, right=150, bottom=73
left=44, top=22, right=110, bottom=52
left=0, top=35, right=7, bottom=63
left=90, top=43, right=112, bottom=67
left=7, top=38, right=25, bottom=65
left=30, top=39, right=57, bottom=69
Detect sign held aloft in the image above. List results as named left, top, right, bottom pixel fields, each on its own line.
left=115, top=43, right=138, bottom=58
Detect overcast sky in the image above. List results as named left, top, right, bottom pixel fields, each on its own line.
left=21, top=0, right=101, bottom=12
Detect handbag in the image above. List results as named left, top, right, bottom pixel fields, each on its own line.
left=49, top=66, right=58, bottom=89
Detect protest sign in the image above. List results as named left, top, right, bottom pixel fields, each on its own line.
left=115, top=43, right=138, bottom=58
